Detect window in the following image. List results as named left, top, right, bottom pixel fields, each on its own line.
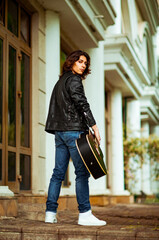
left=0, top=0, right=5, bottom=25
left=0, top=149, right=2, bottom=181
left=8, top=46, right=16, bottom=147
left=60, top=50, right=67, bottom=74
left=20, top=8, right=31, bottom=46
left=7, top=0, right=31, bottom=46
left=0, top=38, right=3, bottom=143
left=20, top=154, right=31, bottom=190
left=0, top=0, right=32, bottom=192
left=8, top=152, right=16, bottom=181
left=21, top=52, right=30, bottom=147
left=7, top=0, right=18, bottom=36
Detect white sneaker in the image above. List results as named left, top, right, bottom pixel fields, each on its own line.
left=45, top=211, right=57, bottom=223
left=78, top=210, right=106, bottom=226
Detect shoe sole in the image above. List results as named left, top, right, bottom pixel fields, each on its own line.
left=78, top=221, right=106, bottom=226
left=45, top=219, right=57, bottom=223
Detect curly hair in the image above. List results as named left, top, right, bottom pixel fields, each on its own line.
left=61, top=50, right=91, bottom=79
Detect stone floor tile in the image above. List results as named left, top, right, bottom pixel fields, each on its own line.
left=0, top=232, right=21, bottom=240
left=97, top=237, right=135, bottom=240
left=22, top=233, right=58, bottom=240
left=59, top=235, right=96, bottom=240
left=136, top=230, right=159, bottom=238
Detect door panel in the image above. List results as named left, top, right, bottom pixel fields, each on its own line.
left=8, top=151, right=16, bottom=181
left=7, top=43, right=19, bottom=192
left=20, top=52, right=30, bottom=148
left=0, top=37, right=3, bottom=185
left=7, top=0, right=18, bottom=37
left=20, top=154, right=31, bottom=190
left=0, top=149, right=2, bottom=182
left=8, top=45, right=16, bottom=147
left=0, top=2, right=32, bottom=192
left=0, top=38, right=3, bottom=144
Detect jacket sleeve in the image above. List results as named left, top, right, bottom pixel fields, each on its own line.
left=67, top=75, right=96, bottom=127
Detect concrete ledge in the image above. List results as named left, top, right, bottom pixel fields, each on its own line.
left=0, top=221, right=159, bottom=240
left=1, top=204, right=159, bottom=240
left=16, top=194, right=134, bottom=210
left=16, top=194, right=47, bottom=204
left=0, top=197, right=18, bottom=217
left=90, top=195, right=134, bottom=206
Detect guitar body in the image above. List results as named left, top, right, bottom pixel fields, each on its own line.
left=75, top=133, right=107, bottom=179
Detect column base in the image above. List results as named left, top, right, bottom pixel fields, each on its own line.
left=0, top=186, right=17, bottom=217
left=111, top=190, right=130, bottom=196
left=0, top=186, right=14, bottom=196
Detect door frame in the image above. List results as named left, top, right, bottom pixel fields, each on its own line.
left=0, top=28, right=6, bottom=187
left=0, top=22, right=32, bottom=193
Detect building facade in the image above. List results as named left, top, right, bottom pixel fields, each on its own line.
left=0, top=0, right=159, bottom=200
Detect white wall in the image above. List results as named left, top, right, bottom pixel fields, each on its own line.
left=127, top=100, right=141, bottom=138
left=141, top=122, right=152, bottom=195
left=84, top=42, right=108, bottom=194
left=45, top=11, right=60, bottom=192
left=107, top=0, right=121, bottom=34
left=126, top=100, right=141, bottom=194
left=110, top=89, right=128, bottom=195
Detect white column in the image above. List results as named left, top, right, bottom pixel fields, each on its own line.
left=151, top=125, right=159, bottom=137
left=106, top=0, right=121, bottom=34
left=84, top=42, right=109, bottom=194
left=45, top=11, right=60, bottom=191
left=127, top=100, right=141, bottom=138
left=141, top=122, right=152, bottom=195
left=150, top=126, right=159, bottom=193
left=110, top=89, right=128, bottom=195
left=126, top=100, right=141, bottom=194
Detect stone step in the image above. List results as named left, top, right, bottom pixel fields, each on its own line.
left=18, top=202, right=159, bottom=222
left=17, top=194, right=134, bottom=221
left=18, top=203, right=45, bottom=221
left=16, top=194, right=134, bottom=209
left=0, top=197, right=18, bottom=217
left=1, top=204, right=159, bottom=240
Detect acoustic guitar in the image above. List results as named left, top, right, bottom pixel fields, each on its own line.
left=75, top=131, right=107, bottom=179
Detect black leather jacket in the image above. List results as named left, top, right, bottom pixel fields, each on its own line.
left=45, top=71, right=96, bottom=134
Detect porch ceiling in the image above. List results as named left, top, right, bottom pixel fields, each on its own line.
left=104, top=35, right=151, bottom=99
left=140, top=106, right=159, bottom=125
left=143, top=86, right=159, bottom=105
left=36, top=0, right=116, bottom=49
left=140, top=86, right=159, bottom=124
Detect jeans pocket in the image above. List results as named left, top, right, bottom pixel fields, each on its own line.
left=64, top=131, right=83, bottom=148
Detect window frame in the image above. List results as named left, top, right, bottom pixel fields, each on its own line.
left=0, top=0, right=32, bottom=193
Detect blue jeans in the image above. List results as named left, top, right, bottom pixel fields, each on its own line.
left=46, top=131, right=91, bottom=213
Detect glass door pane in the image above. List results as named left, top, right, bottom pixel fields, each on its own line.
left=20, top=154, right=31, bottom=190
left=0, top=0, right=5, bottom=25
left=21, top=52, right=30, bottom=147
left=0, top=149, right=2, bottom=181
left=8, top=151, right=16, bottom=181
left=8, top=46, right=16, bottom=147
left=7, top=0, right=18, bottom=36
left=0, top=38, right=2, bottom=183
left=0, top=38, right=2, bottom=143
left=20, top=8, right=31, bottom=46
left=60, top=50, right=67, bottom=73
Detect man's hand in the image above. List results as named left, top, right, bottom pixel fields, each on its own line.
left=91, top=124, right=101, bottom=145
